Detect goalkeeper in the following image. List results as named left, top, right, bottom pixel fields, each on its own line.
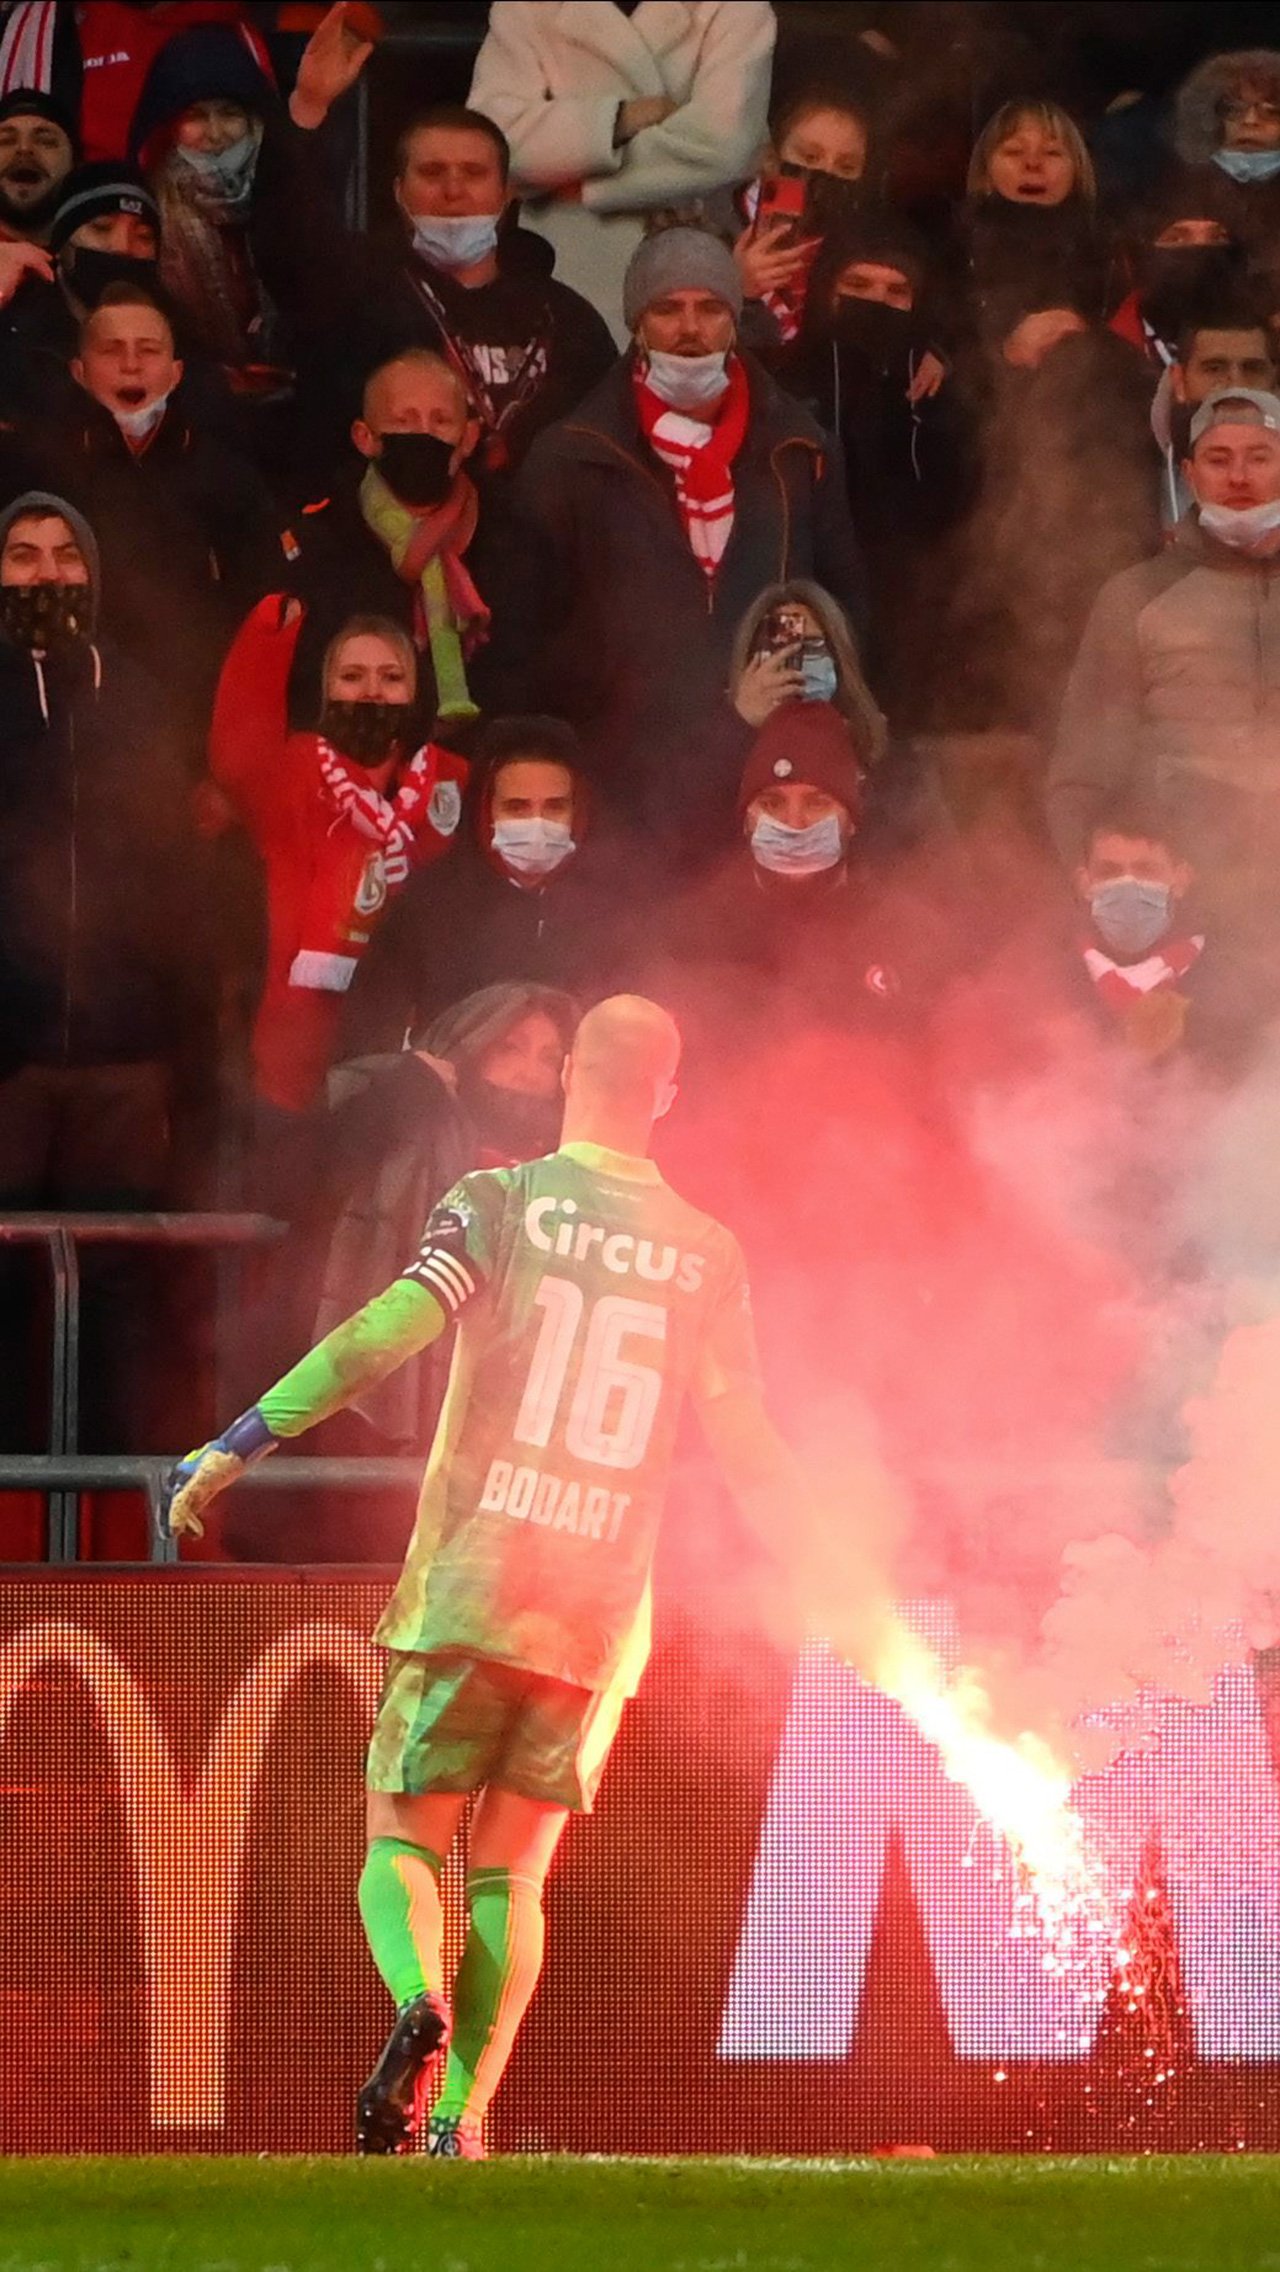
left=165, top=994, right=866, bottom=2158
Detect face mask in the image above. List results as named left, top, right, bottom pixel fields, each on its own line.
left=0, top=579, right=89, bottom=648
left=799, top=650, right=838, bottom=703
left=459, top=1073, right=561, bottom=1159
left=319, top=699, right=407, bottom=765
left=643, top=348, right=730, bottom=413
left=64, top=246, right=157, bottom=311
left=1214, top=146, right=1280, bottom=183
left=491, top=817, right=575, bottom=877
left=1139, top=245, right=1241, bottom=341
left=831, top=294, right=916, bottom=372
left=408, top=210, right=501, bottom=271
left=751, top=811, right=844, bottom=877
left=376, top=429, right=456, bottom=509
left=1089, top=877, right=1173, bottom=958
left=174, top=130, right=259, bottom=203
left=114, top=389, right=170, bottom=442
left=1198, top=494, right=1280, bottom=551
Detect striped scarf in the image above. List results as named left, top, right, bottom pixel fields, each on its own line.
left=317, top=740, right=445, bottom=887
left=359, top=464, right=489, bottom=721
left=633, top=355, right=750, bottom=579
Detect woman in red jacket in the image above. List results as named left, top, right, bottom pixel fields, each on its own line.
left=210, top=599, right=468, bottom=1151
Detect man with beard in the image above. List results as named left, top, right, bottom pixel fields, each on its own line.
left=0, top=87, right=75, bottom=246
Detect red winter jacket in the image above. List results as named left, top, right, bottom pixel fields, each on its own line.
left=211, top=597, right=468, bottom=1110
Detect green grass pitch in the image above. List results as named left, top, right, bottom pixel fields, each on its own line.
left=2, top=2156, right=1280, bottom=2272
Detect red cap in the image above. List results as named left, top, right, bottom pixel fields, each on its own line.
left=737, top=700, right=866, bottom=817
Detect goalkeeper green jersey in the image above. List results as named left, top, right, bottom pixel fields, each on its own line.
left=369, top=1140, right=761, bottom=1692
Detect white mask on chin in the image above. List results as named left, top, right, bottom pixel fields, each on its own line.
left=1198, top=494, right=1280, bottom=551
left=114, top=391, right=170, bottom=441
left=409, top=211, right=501, bottom=270
left=643, top=347, right=731, bottom=412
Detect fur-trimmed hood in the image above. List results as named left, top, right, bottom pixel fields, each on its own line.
left=1173, top=49, right=1280, bottom=166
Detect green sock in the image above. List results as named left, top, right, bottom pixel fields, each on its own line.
left=358, top=1837, right=445, bottom=2008
left=433, top=1867, right=546, bottom=2122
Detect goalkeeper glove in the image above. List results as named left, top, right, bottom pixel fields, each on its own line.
left=162, top=1407, right=280, bottom=1540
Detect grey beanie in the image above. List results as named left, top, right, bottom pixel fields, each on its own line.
left=0, top=489, right=99, bottom=630
left=622, top=225, right=743, bottom=331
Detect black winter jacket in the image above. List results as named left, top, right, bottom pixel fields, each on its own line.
left=487, top=351, right=866, bottom=825
left=0, top=633, right=195, bottom=1074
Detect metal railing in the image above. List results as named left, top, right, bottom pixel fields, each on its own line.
left=0, top=1214, right=284, bottom=1562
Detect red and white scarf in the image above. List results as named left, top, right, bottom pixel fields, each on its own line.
left=317, top=740, right=448, bottom=887
left=1083, top=934, right=1204, bottom=1009
left=633, top=355, right=750, bottom=579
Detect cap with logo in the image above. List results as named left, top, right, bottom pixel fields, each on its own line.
left=737, top=698, right=866, bottom=817
left=49, top=161, right=160, bottom=255
left=1188, top=386, right=1280, bottom=448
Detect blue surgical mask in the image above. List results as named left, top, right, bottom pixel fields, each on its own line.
left=409, top=210, right=501, bottom=271
left=1089, top=877, right=1173, bottom=957
left=799, top=651, right=838, bottom=703
left=644, top=348, right=730, bottom=413
left=751, top=811, right=844, bottom=877
left=175, top=130, right=260, bottom=203
left=1214, top=146, right=1280, bottom=183
left=492, top=817, right=575, bottom=877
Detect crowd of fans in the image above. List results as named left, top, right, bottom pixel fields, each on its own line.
left=5, top=0, right=1280, bottom=1559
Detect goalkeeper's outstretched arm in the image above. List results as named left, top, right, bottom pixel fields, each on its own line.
left=163, top=1279, right=448, bottom=1539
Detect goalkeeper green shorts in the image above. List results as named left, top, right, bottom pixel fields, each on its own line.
left=366, top=1649, right=629, bottom=1813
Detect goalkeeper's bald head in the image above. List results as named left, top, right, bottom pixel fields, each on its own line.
left=563, top=995, right=681, bottom=1132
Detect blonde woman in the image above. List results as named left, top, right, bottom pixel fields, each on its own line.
left=959, top=98, right=1104, bottom=340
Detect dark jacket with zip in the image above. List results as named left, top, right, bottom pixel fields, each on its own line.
left=486, top=349, right=867, bottom=826
left=0, top=630, right=194, bottom=1077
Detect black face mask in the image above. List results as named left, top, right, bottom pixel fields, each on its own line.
left=0, top=579, right=89, bottom=649
left=1138, top=246, right=1242, bottom=344
left=376, top=430, right=456, bottom=509
left=830, top=293, right=918, bottom=373
left=319, top=699, right=407, bottom=765
left=63, top=245, right=159, bottom=311
left=801, top=168, right=866, bottom=237
left=461, top=1073, right=561, bottom=1160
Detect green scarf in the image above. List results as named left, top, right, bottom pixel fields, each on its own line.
left=359, top=464, right=486, bottom=721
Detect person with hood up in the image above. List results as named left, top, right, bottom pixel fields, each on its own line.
left=491, top=224, right=865, bottom=828
left=221, top=978, right=580, bottom=1563
left=777, top=205, right=968, bottom=717
left=0, top=483, right=193, bottom=1202
left=1169, top=49, right=1280, bottom=299
left=207, top=601, right=469, bottom=1189
left=126, top=14, right=363, bottom=398
left=340, top=713, right=628, bottom=1057
left=1108, top=176, right=1246, bottom=374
